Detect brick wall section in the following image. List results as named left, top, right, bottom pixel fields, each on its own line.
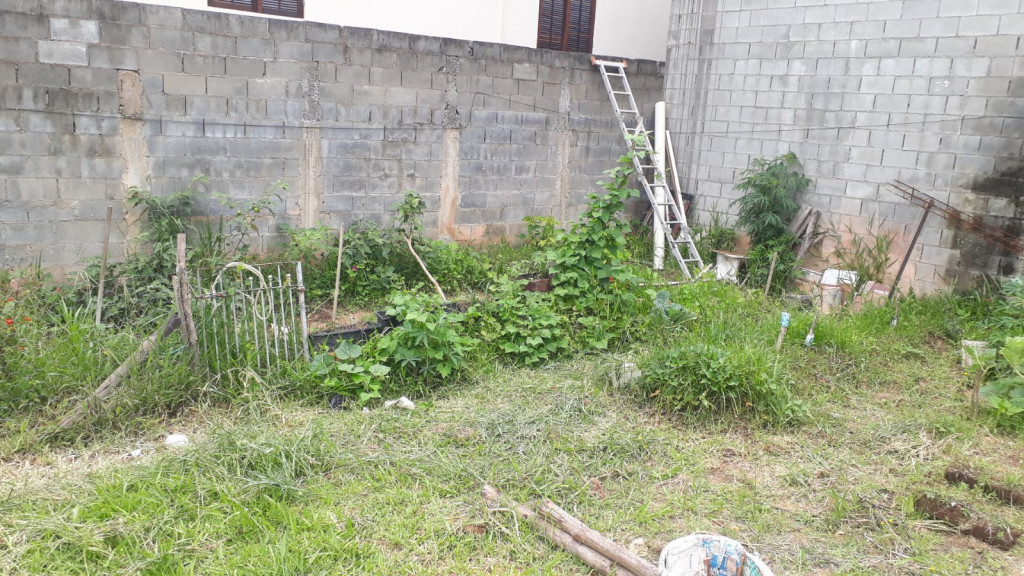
left=666, top=0, right=1024, bottom=293
left=0, top=0, right=663, bottom=273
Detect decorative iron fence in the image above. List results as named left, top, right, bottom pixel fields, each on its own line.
left=191, top=261, right=309, bottom=374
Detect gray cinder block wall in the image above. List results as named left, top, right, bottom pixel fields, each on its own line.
left=0, top=0, right=663, bottom=274
left=667, top=0, right=1024, bottom=293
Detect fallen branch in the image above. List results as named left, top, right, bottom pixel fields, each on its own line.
left=537, top=500, right=658, bottom=576
left=404, top=234, right=447, bottom=301
left=59, top=314, right=181, bottom=429
left=481, top=485, right=639, bottom=576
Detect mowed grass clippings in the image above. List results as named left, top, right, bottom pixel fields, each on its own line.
left=3, top=323, right=1024, bottom=576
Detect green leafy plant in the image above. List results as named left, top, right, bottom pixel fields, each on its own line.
left=638, top=341, right=805, bottom=425
left=87, top=177, right=281, bottom=325
left=469, top=277, right=569, bottom=366
left=302, top=220, right=404, bottom=302
left=280, top=223, right=336, bottom=265
left=975, top=277, right=1024, bottom=343
left=521, top=216, right=561, bottom=250
left=979, top=337, right=1024, bottom=425
left=543, top=138, right=642, bottom=305
left=833, top=215, right=895, bottom=291
left=195, top=181, right=283, bottom=268
left=125, top=177, right=201, bottom=277
left=418, top=240, right=490, bottom=292
left=732, top=153, right=808, bottom=247
left=310, top=341, right=390, bottom=405
left=647, top=289, right=695, bottom=323
left=694, top=204, right=736, bottom=264
left=745, top=236, right=800, bottom=295
left=375, top=292, right=478, bottom=389
left=395, top=191, right=426, bottom=236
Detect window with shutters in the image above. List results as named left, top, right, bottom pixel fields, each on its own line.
left=208, top=0, right=304, bottom=19
left=537, top=0, right=595, bottom=53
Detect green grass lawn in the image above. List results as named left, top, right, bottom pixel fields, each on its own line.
left=3, top=326, right=1023, bottom=575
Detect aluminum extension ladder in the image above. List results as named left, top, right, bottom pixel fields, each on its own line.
left=592, top=58, right=704, bottom=278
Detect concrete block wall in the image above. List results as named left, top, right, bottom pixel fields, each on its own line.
left=666, top=0, right=1024, bottom=293
left=0, top=0, right=663, bottom=273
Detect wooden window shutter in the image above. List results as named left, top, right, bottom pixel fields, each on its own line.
left=261, top=0, right=304, bottom=18
left=537, top=0, right=567, bottom=51
left=537, top=0, right=595, bottom=53
left=208, top=0, right=304, bottom=18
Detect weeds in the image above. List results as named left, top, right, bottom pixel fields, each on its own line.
left=693, top=204, right=737, bottom=264
left=732, top=153, right=810, bottom=292
left=5, top=152, right=1024, bottom=575
left=732, top=153, right=808, bottom=247
left=833, top=214, right=896, bottom=291
left=468, top=276, right=569, bottom=367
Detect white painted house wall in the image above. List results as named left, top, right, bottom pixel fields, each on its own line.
left=127, top=0, right=670, bottom=60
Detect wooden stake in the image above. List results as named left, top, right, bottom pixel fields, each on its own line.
left=481, top=485, right=638, bottom=576
left=95, top=205, right=113, bottom=325
left=59, top=314, right=181, bottom=429
left=775, top=326, right=788, bottom=352
left=763, top=251, right=779, bottom=297
left=665, top=130, right=685, bottom=216
left=405, top=234, right=447, bottom=301
left=776, top=312, right=790, bottom=352
left=537, top=500, right=659, bottom=576
left=888, top=200, right=933, bottom=301
left=174, top=234, right=198, bottom=352
left=331, top=223, right=344, bottom=324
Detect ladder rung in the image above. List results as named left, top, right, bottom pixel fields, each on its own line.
left=596, top=58, right=705, bottom=273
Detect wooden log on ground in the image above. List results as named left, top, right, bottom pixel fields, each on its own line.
left=788, top=206, right=812, bottom=235
left=796, top=210, right=820, bottom=258
left=537, top=500, right=659, bottom=576
left=59, top=314, right=182, bottom=429
left=481, top=485, right=638, bottom=576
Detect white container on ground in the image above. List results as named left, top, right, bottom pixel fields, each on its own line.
left=961, top=340, right=990, bottom=369
left=712, top=250, right=747, bottom=283
left=659, top=533, right=773, bottom=576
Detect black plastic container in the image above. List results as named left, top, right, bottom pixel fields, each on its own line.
left=308, top=311, right=395, bottom=351
left=307, top=305, right=465, bottom=351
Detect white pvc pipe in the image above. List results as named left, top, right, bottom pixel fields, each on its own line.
left=653, top=101, right=666, bottom=270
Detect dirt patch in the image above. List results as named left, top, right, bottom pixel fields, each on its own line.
left=946, top=467, right=1024, bottom=507
left=914, top=494, right=971, bottom=525
left=915, top=494, right=1021, bottom=550
left=306, top=305, right=380, bottom=333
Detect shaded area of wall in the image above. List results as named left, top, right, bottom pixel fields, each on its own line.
left=666, top=0, right=1023, bottom=293
left=0, top=0, right=664, bottom=273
